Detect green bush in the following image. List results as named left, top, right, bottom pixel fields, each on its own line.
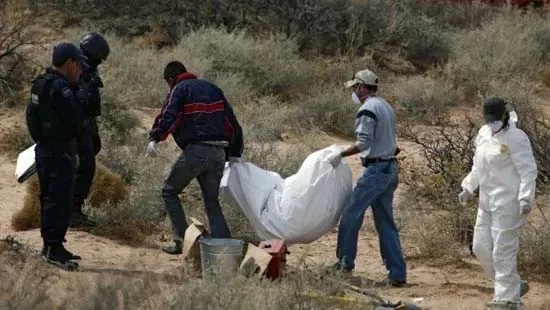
left=446, top=11, right=550, bottom=96
left=90, top=138, right=167, bottom=244
left=295, top=84, right=356, bottom=138
left=182, top=28, right=315, bottom=102
left=393, top=76, right=461, bottom=124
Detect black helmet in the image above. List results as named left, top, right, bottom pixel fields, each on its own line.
left=79, top=32, right=110, bottom=66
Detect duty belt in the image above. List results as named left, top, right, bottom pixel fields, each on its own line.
left=193, top=140, right=229, bottom=148
left=361, top=157, right=396, bottom=167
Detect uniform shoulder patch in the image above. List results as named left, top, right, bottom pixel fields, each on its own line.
left=31, top=94, right=39, bottom=105
left=62, top=87, right=73, bottom=98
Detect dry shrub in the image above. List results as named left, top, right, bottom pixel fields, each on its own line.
left=98, top=94, right=140, bottom=146
left=11, top=176, right=40, bottom=231
left=37, top=0, right=455, bottom=67
left=87, top=162, right=130, bottom=208
left=519, top=212, right=550, bottom=279
left=399, top=114, right=479, bottom=257
left=418, top=1, right=497, bottom=30
left=375, top=0, right=451, bottom=70
left=294, top=84, right=357, bottom=138
left=11, top=161, right=129, bottom=231
left=407, top=213, right=465, bottom=259
left=215, top=0, right=450, bottom=67
left=392, top=75, right=461, bottom=124
left=514, top=103, right=550, bottom=186
left=133, top=23, right=176, bottom=48
left=238, top=95, right=298, bottom=142
left=85, top=28, right=314, bottom=111
left=400, top=115, right=479, bottom=211
left=88, top=140, right=168, bottom=244
left=180, top=28, right=315, bottom=102
left=0, top=1, right=40, bottom=107
left=0, top=236, right=54, bottom=309
left=446, top=10, right=550, bottom=96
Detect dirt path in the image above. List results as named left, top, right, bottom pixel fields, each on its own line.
left=1, top=125, right=550, bottom=309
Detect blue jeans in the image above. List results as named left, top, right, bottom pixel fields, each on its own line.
left=162, top=143, right=231, bottom=241
left=336, top=160, right=407, bottom=282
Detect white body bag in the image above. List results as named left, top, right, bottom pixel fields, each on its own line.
left=220, top=145, right=353, bottom=245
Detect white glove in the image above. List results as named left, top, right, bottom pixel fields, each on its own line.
left=327, top=153, right=342, bottom=168
left=146, top=141, right=158, bottom=157
left=458, top=189, right=473, bottom=206
left=228, top=157, right=241, bottom=166
left=520, top=200, right=532, bottom=215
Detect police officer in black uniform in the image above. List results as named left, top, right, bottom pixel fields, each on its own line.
left=70, top=32, right=110, bottom=228
left=26, top=43, right=88, bottom=270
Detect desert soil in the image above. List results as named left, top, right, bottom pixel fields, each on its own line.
left=1, top=107, right=549, bottom=310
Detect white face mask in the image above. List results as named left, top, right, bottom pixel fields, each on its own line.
left=351, top=92, right=362, bottom=105
left=488, top=121, right=504, bottom=133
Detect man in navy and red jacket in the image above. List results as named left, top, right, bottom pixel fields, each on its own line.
left=147, top=61, right=244, bottom=255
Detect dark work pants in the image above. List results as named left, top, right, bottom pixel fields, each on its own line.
left=36, top=143, right=77, bottom=245
left=72, top=120, right=101, bottom=213
left=162, top=143, right=230, bottom=241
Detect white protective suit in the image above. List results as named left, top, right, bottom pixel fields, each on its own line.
left=461, top=117, right=537, bottom=304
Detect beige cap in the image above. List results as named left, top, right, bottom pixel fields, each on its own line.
left=344, top=69, right=378, bottom=88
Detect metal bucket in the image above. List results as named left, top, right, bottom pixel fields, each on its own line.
left=199, top=238, right=244, bottom=280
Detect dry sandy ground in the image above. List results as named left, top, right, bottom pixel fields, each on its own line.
left=1, top=108, right=550, bottom=309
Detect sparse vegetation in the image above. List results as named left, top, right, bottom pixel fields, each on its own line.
left=0, top=236, right=380, bottom=309
left=2, top=0, right=550, bottom=308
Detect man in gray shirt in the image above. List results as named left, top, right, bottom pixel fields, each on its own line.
left=327, top=69, right=407, bottom=287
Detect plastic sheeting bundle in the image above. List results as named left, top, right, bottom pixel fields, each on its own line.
left=220, top=145, right=353, bottom=245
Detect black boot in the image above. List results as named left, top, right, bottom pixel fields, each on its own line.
left=61, top=246, right=81, bottom=261
left=42, top=243, right=81, bottom=261
left=70, top=211, right=97, bottom=228
left=161, top=240, right=183, bottom=255
left=42, top=243, right=79, bottom=271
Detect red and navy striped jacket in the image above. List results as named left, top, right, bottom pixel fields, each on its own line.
left=148, top=72, right=244, bottom=157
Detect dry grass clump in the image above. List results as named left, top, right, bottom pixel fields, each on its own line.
left=11, top=161, right=129, bottom=231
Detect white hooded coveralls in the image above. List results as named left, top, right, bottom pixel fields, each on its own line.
left=462, top=121, right=537, bottom=303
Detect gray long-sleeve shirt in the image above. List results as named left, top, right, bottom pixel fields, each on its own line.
left=354, top=95, right=398, bottom=159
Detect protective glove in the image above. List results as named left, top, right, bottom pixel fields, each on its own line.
left=228, top=157, right=241, bottom=166
left=327, top=152, right=342, bottom=168
left=458, top=189, right=473, bottom=206
left=146, top=141, right=158, bottom=157
left=520, top=200, right=532, bottom=215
